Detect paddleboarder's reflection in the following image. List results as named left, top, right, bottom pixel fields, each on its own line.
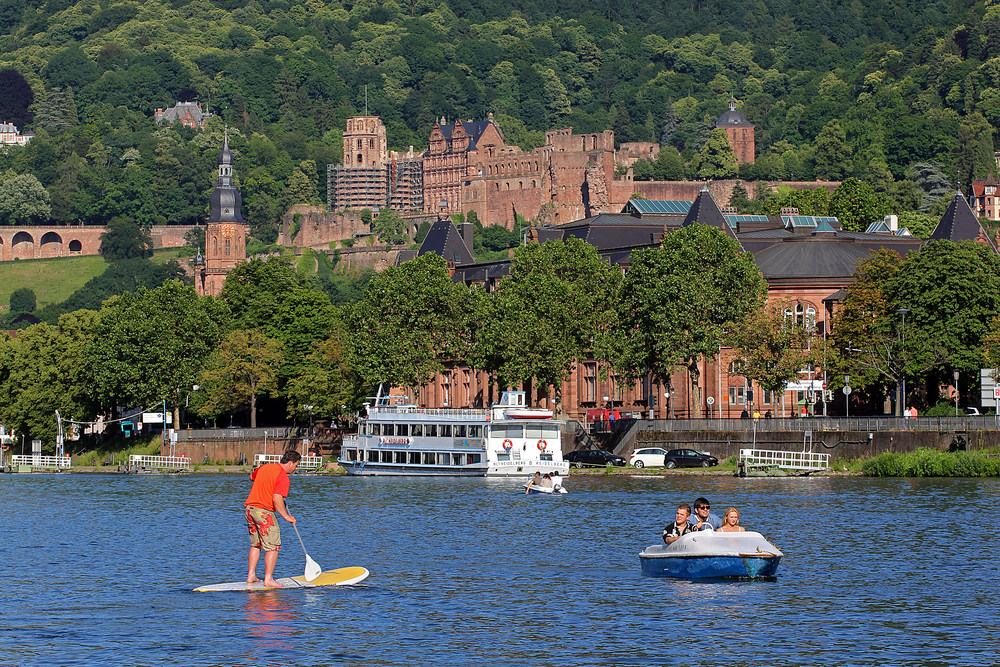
left=244, top=592, right=298, bottom=663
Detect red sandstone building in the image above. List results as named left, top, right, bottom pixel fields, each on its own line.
left=970, top=174, right=1000, bottom=222
left=716, top=96, right=755, bottom=164
left=410, top=188, right=993, bottom=421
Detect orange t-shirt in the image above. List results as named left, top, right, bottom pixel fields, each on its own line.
left=244, top=463, right=290, bottom=511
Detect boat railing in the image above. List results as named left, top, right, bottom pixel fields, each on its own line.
left=11, top=454, right=72, bottom=468
left=128, top=455, right=192, bottom=471
left=738, top=448, right=830, bottom=471
left=253, top=454, right=324, bottom=471
left=366, top=405, right=490, bottom=419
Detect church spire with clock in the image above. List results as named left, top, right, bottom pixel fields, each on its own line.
left=196, top=130, right=247, bottom=296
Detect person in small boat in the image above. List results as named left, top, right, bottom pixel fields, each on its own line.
left=526, top=471, right=542, bottom=489
left=662, top=503, right=698, bottom=544
left=550, top=470, right=563, bottom=491
left=717, top=507, right=746, bottom=532
left=538, top=473, right=554, bottom=488
left=690, top=497, right=722, bottom=531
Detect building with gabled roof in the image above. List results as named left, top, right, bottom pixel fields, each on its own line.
left=0, top=121, right=32, bottom=146
left=932, top=190, right=997, bottom=249
left=968, top=175, right=1000, bottom=222
left=154, top=101, right=211, bottom=129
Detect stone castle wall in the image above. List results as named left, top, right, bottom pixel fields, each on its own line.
left=0, top=225, right=195, bottom=261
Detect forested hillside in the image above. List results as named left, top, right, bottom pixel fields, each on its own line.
left=0, top=0, right=998, bottom=241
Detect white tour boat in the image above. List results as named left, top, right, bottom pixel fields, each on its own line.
left=338, top=390, right=569, bottom=477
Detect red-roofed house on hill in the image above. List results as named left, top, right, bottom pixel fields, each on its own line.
left=970, top=174, right=1000, bottom=221
left=155, top=101, right=211, bottom=129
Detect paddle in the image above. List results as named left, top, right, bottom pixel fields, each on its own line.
left=290, top=519, right=322, bottom=581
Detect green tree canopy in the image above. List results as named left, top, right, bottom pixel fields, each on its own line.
left=99, top=218, right=153, bottom=260
left=0, top=173, right=51, bottom=225
left=197, top=328, right=283, bottom=428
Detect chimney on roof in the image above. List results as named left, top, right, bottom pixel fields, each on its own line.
left=459, top=222, right=474, bottom=253
left=885, top=214, right=898, bottom=232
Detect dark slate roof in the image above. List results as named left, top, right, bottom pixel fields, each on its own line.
left=436, top=120, right=498, bottom=151
left=752, top=239, right=878, bottom=280
left=931, top=191, right=996, bottom=250
left=537, top=213, right=676, bottom=250
left=682, top=186, right=739, bottom=240
left=417, top=220, right=476, bottom=265
left=208, top=134, right=244, bottom=224
left=451, top=259, right=511, bottom=284
left=716, top=109, right=753, bottom=127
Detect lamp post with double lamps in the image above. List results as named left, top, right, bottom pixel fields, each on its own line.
left=953, top=370, right=959, bottom=417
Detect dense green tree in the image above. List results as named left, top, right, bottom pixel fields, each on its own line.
left=196, top=328, right=283, bottom=428
left=9, top=287, right=36, bottom=313
left=829, top=178, right=892, bottom=232
left=344, top=252, right=473, bottom=390
left=695, top=128, right=738, bottom=179
left=33, top=87, right=78, bottom=134
left=0, top=310, right=99, bottom=446
left=99, top=218, right=153, bottom=260
left=729, top=302, right=817, bottom=401
left=604, top=224, right=767, bottom=418
left=84, top=280, right=231, bottom=427
left=885, top=241, right=1000, bottom=389
left=952, top=112, right=996, bottom=193
left=373, top=207, right=406, bottom=245
left=479, top=238, right=619, bottom=411
left=813, top=120, right=853, bottom=181
left=0, top=173, right=51, bottom=225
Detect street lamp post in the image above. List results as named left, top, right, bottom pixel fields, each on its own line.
left=844, top=374, right=850, bottom=419
left=603, top=394, right=609, bottom=431
left=953, top=370, right=959, bottom=417
left=664, top=392, right=671, bottom=420
left=898, top=308, right=909, bottom=417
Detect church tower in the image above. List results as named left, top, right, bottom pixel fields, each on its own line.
left=196, top=132, right=247, bottom=297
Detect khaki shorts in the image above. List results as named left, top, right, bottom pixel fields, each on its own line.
left=245, top=506, right=282, bottom=552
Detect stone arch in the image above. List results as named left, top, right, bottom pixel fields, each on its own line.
left=68, top=239, right=83, bottom=253
left=40, top=231, right=63, bottom=258
left=11, top=231, right=34, bottom=259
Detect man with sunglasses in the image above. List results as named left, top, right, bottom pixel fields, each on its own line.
left=690, top=497, right=722, bottom=531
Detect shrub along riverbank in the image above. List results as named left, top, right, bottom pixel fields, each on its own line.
left=861, top=448, right=1000, bottom=477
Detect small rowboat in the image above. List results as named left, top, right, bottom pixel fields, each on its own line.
left=639, top=531, right=782, bottom=579
left=506, top=407, right=554, bottom=419
left=523, top=483, right=567, bottom=495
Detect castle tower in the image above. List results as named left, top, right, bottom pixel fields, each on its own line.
left=197, top=132, right=247, bottom=297
left=342, top=116, right=388, bottom=168
left=716, top=96, right=755, bottom=164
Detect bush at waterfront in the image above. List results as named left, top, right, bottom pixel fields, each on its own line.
left=862, top=448, right=1000, bottom=477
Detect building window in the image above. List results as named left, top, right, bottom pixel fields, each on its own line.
left=729, top=386, right=747, bottom=405
left=583, top=363, right=597, bottom=402
left=442, top=372, right=450, bottom=406
left=224, top=238, right=231, bottom=256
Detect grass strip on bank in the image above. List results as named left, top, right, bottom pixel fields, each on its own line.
left=861, top=448, right=1000, bottom=477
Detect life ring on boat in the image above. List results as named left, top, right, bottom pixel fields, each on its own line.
left=537, top=439, right=548, bottom=451
left=502, top=439, right=513, bottom=451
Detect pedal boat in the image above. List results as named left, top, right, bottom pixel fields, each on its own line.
left=639, top=530, right=782, bottom=579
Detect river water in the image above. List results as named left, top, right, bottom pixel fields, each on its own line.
left=2, top=472, right=996, bottom=666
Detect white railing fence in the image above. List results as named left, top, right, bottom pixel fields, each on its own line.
left=738, top=448, right=830, bottom=471
left=128, top=455, right=192, bottom=470
left=253, top=454, right=324, bottom=471
left=11, top=455, right=72, bottom=468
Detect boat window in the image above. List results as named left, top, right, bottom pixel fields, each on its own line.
left=497, top=453, right=510, bottom=461
left=342, top=449, right=356, bottom=461
left=394, top=451, right=407, bottom=463
left=525, top=424, right=545, bottom=440
left=371, top=423, right=382, bottom=436
left=491, top=424, right=523, bottom=439
left=540, top=453, right=553, bottom=461
left=469, top=453, right=481, bottom=464
left=437, top=453, right=449, bottom=465
left=381, top=451, right=393, bottom=463
left=366, top=450, right=379, bottom=462
left=409, top=452, right=421, bottom=464
left=410, top=423, right=423, bottom=436
left=451, top=453, right=465, bottom=465
left=422, top=452, right=435, bottom=464
left=426, top=424, right=438, bottom=437
left=468, top=425, right=483, bottom=438
left=395, top=423, right=408, bottom=436
left=440, top=424, right=452, bottom=437
left=454, top=424, right=467, bottom=438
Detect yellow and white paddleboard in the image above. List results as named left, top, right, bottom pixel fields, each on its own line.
left=194, top=566, right=369, bottom=592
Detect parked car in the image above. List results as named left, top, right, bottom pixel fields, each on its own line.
left=664, top=448, right=719, bottom=469
left=629, top=447, right=668, bottom=468
left=967, top=407, right=981, bottom=416
left=564, top=449, right=627, bottom=468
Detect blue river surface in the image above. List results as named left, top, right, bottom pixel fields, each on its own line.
left=1, top=472, right=997, bottom=666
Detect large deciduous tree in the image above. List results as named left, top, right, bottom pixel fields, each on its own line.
left=0, top=173, right=51, bottom=225
left=197, top=328, right=283, bottom=428
left=729, top=302, right=817, bottom=401
left=605, top=224, right=767, bottom=418
left=345, top=252, right=472, bottom=391
left=479, top=238, right=619, bottom=412
left=99, top=217, right=153, bottom=260
left=0, top=310, right=98, bottom=446
left=84, top=280, right=231, bottom=428
left=695, top=128, right=738, bottom=179
left=0, top=69, right=34, bottom=129
left=813, top=119, right=853, bottom=181
left=885, top=240, right=1000, bottom=397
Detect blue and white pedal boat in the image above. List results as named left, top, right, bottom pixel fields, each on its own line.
left=639, top=531, right=782, bottom=579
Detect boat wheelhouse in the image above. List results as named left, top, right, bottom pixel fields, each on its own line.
left=338, top=390, right=569, bottom=477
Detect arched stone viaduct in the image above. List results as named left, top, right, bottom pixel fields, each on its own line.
left=0, top=225, right=195, bottom=261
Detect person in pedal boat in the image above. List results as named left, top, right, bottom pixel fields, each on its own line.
left=244, top=450, right=300, bottom=587
left=662, top=503, right=698, bottom=545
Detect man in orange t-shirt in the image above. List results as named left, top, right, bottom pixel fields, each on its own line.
left=245, top=450, right=300, bottom=587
